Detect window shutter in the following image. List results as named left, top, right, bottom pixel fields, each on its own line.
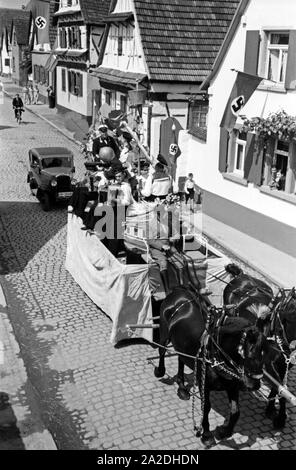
left=244, top=30, right=260, bottom=75
left=68, top=70, right=71, bottom=92
left=218, top=128, right=229, bottom=173
left=78, top=73, right=83, bottom=96
left=61, top=69, right=65, bottom=91
left=71, top=72, right=75, bottom=93
left=63, top=28, right=67, bottom=48
left=77, top=28, right=81, bottom=49
left=243, top=133, right=256, bottom=180
left=285, top=30, right=296, bottom=90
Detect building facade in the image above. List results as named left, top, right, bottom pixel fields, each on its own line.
left=182, top=0, right=296, bottom=256
left=53, top=0, right=110, bottom=125
left=26, top=0, right=58, bottom=103
left=0, top=8, right=28, bottom=77
left=10, top=11, right=31, bottom=86
left=92, top=0, right=240, bottom=177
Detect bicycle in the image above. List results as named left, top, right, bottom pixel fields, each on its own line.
left=14, top=107, right=23, bottom=124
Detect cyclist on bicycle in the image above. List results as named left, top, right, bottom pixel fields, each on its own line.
left=12, top=93, right=24, bottom=120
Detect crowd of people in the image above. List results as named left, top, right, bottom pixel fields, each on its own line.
left=22, top=83, right=39, bottom=105
left=69, top=120, right=202, bottom=294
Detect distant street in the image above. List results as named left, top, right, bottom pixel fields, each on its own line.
left=0, top=94, right=295, bottom=450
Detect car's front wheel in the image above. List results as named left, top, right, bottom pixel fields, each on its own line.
left=41, top=192, right=51, bottom=212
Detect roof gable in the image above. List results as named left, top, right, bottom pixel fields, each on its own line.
left=11, top=11, right=31, bottom=45
left=133, top=0, right=241, bottom=83
left=0, top=8, right=27, bottom=37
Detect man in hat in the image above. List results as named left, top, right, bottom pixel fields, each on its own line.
left=92, top=124, right=120, bottom=160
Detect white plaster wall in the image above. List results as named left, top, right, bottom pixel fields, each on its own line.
left=113, top=0, right=132, bottom=13
left=56, top=66, right=91, bottom=116
left=1, top=40, right=11, bottom=75
left=186, top=0, right=296, bottom=229
left=102, top=22, right=146, bottom=74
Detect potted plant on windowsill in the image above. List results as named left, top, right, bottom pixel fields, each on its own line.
left=242, top=110, right=296, bottom=142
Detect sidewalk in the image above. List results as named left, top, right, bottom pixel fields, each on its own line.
left=0, top=278, right=57, bottom=450
left=2, top=77, right=80, bottom=145
left=2, top=78, right=295, bottom=288
left=187, top=210, right=296, bottom=288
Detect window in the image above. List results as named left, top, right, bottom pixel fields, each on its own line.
left=34, top=66, right=47, bottom=84
left=68, top=70, right=83, bottom=96
left=34, top=65, right=40, bottom=82
left=32, top=154, right=39, bottom=165
left=234, top=132, right=247, bottom=175
left=4, top=58, right=10, bottom=66
left=59, top=28, right=67, bottom=48
left=61, top=68, right=66, bottom=91
left=118, top=36, right=123, bottom=56
left=261, top=138, right=296, bottom=194
left=266, top=32, right=289, bottom=83
left=120, top=94, right=127, bottom=113
left=12, top=57, right=15, bottom=72
left=188, top=100, right=208, bottom=130
left=74, top=27, right=81, bottom=49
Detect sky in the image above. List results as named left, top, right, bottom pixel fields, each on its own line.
left=0, top=0, right=29, bottom=8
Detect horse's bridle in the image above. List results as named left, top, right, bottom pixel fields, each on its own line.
left=269, top=288, right=295, bottom=348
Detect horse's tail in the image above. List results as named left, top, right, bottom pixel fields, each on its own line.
left=225, top=263, right=243, bottom=277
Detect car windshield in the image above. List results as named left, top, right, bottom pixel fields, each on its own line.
left=42, top=156, right=72, bottom=169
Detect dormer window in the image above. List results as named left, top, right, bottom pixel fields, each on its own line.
left=60, top=0, right=79, bottom=8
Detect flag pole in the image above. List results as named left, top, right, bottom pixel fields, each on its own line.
left=230, top=68, right=277, bottom=84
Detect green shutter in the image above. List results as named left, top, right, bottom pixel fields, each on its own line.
left=244, top=134, right=266, bottom=185
left=285, top=30, right=296, bottom=90
left=243, top=133, right=256, bottom=181
left=61, top=69, right=65, bottom=91
left=218, top=128, right=229, bottom=173
left=79, top=73, right=83, bottom=97
left=244, top=30, right=260, bottom=75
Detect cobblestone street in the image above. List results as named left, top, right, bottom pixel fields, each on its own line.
left=0, top=95, right=296, bottom=450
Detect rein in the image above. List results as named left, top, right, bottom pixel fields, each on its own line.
left=167, top=297, right=246, bottom=381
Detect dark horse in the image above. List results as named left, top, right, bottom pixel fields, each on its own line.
left=223, top=263, right=296, bottom=429
left=154, top=286, right=268, bottom=447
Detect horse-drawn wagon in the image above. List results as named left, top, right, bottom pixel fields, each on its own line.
left=65, top=121, right=296, bottom=446
left=65, top=202, right=232, bottom=345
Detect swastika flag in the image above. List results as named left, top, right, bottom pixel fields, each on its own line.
left=220, top=71, right=263, bottom=132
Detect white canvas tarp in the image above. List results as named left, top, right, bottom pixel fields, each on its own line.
left=65, top=214, right=232, bottom=345
left=65, top=214, right=154, bottom=344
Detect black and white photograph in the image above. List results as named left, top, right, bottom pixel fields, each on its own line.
left=0, top=0, right=295, bottom=456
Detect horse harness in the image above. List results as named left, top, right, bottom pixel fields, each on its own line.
left=168, top=296, right=246, bottom=382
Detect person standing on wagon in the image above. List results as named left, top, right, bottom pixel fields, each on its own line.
left=184, top=173, right=196, bottom=212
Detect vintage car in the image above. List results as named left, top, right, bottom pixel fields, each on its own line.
left=27, top=147, right=76, bottom=211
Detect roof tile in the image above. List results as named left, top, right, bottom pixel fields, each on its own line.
left=134, top=0, right=240, bottom=82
